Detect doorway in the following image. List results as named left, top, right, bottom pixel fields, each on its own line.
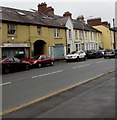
left=34, top=40, right=46, bottom=56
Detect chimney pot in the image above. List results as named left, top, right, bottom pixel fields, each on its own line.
left=63, top=11, right=72, bottom=18
left=47, top=6, right=54, bottom=14
left=38, top=2, right=48, bottom=14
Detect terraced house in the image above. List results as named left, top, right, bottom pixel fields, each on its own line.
left=0, top=3, right=67, bottom=59
left=0, top=2, right=103, bottom=60
left=87, top=18, right=115, bottom=49
left=44, top=8, right=102, bottom=53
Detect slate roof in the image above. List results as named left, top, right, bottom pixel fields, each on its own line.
left=47, top=13, right=101, bottom=33
left=0, top=6, right=101, bottom=33
left=72, top=19, right=101, bottom=33
left=0, top=6, right=66, bottom=29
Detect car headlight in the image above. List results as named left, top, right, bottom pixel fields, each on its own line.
left=33, top=61, right=37, bottom=63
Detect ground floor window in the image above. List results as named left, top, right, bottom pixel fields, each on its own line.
left=2, top=47, right=30, bottom=59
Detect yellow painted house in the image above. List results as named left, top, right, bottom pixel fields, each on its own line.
left=73, top=19, right=102, bottom=50
left=93, top=26, right=114, bottom=49
left=0, top=6, right=67, bottom=59
left=87, top=18, right=115, bottom=49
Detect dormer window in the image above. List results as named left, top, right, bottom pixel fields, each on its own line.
left=8, top=24, right=16, bottom=34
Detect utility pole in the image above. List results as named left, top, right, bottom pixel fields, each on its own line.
left=113, top=18, right=116, bottom=49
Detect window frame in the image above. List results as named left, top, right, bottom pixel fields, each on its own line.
left=37, top=26, right=41, bottom=36
left=8, top=24, right=16, bottom=35
left=54, top=28, right=60, bottom=38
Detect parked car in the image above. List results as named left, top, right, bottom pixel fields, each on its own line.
left=85, top=50, right=103, bottom=59
left=98, top=49, right=105, bottom=55
left=28, top=55, right=54, bottom=68
left=0, top=57, right=31, bottom=73
left=103, top=49, right=115, bottom=59
left=114, top=48, right=117, bottom=58
left=65, top=50, right=87, bottom=62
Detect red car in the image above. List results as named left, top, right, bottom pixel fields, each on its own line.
left=28, top=55, right=54, bottom=68
left=0, top=57, right=31, bottom=73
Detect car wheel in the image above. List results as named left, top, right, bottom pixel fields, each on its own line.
left=50, top=61, right=54, bottom=66
left=84, top=56, right=87, bottom=61
left=4, top=67, right=10, bottom=74
left=76, top=57, right=80, bottom=62
left=25, top=64, right=30, bottom=70
left=38, top=63, right=42, bottom=68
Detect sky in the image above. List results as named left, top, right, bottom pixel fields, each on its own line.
left=1, top=0, right=116, bottom=27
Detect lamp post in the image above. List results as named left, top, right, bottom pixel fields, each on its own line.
left=113, top=18, right=116, bottom=49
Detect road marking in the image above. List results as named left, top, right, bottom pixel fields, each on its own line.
left=96, top=61, right=102, bottom=63
left=0, top=82, right=11, bottom=86
left=32, top=70, right=63, bottom=79
left=73, top=64, right=90, bottom=69
left=110, top=59, right=115, bottom=61
left=1, top=69, right=116, bottom=116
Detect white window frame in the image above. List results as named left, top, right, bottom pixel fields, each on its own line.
left=54, top=28, right=60, bottom=38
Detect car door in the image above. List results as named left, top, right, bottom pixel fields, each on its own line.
left=40, top=55, right=47, bottom=65
left=13, top=57, right=23, bottom=69
left=46, top=55, right=52, bottom=63
left=6, top=58, right=15, bottom=70
left=79, top=50, right=85, bottom=58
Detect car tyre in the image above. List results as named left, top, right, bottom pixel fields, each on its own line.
left=76, top=57, right=80, bottom=62
left=50, top=61, right=54, bottom=66
left=25, top=64, right=30, bottom=70
left=38, top=63, right=42, bottom=68
left=4, top=67, right=10, bottom=74
left=84, top=56, right=87, bottom=61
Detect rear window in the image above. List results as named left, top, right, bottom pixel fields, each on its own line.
left=69, top=51, right=78, bottom=54
left=105, top=49, right=113, bottom=52
left=87, top=50, right=96, bottom=53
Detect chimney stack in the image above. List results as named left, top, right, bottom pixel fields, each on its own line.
left=47, top=6, right=54, bottom=14
left=38, top=2, right=48, bottom=14
left=102, top=21, right=110, bottom=27
left=63, top=11, right=72, bottom=18
left=77, top=15, right=84, bottom=22
left=87, top=18, right=102, bottom=26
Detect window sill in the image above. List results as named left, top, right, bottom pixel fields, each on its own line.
left=7, top=34, right=16, bottom=37
left=54, top=37, right=62, bottom=39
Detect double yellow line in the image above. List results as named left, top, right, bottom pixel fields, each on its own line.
left=0, top=69, right=115, bottom=116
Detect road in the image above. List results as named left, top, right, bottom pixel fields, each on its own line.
left=1, top=58, right=115, bottom=116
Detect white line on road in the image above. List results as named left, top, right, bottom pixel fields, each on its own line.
left=73, top=64, right=90, bottom=69
left=32, top=70, right=63, bottom=79
left=0, top=82, right=12, bottom=86
left=96, top=61, right=102, bottom=63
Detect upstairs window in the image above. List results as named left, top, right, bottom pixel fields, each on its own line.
left=54, top=28, right=60, bottom=38
left=37, top=26, right=41, bottom=36
left=8, top=24, right=16, bottom=34
left=68, top=29, right=71, bottom=38
left=75, top=30, right=78, bottom=39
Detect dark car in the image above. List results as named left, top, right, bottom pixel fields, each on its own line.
left=103, top=49, right=115, bottom=59
left=85, top=50, right=103, bottom=59
left=114, top=48, right=117, bottom=58
left=0, top=57, right=31, bottom=73
left=28, top=55, right=54, bottom=68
